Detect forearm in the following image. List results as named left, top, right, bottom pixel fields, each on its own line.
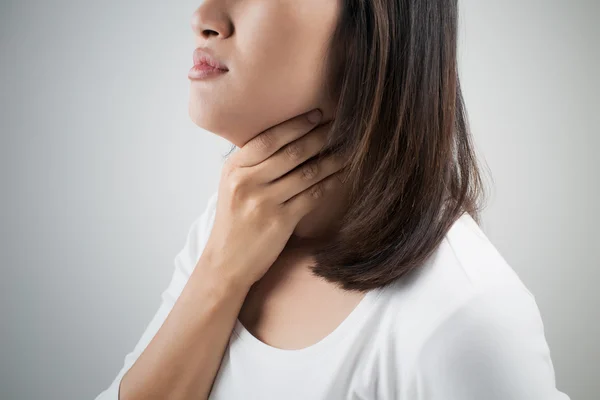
left=118, top=253, right=251, bottom=400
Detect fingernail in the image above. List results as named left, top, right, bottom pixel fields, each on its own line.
left=307, top=109, right=322, bottom=123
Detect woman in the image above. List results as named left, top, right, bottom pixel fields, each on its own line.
left=96, top=0, right=571, bottom=399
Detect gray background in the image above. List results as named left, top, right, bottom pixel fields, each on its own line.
left=1, top=0, right=597, bottom=399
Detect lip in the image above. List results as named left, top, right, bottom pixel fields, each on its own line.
left=188, top=64, right=228, bottom=80
left=192, top=47, right=228, bottom=71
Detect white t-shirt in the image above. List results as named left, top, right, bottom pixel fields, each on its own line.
left=95, top=191, right=571, bottom=400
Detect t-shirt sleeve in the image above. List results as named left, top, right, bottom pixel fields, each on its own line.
left=404, top=286, right=571, bottom=400
left=93, top=191, right=218, bottom=400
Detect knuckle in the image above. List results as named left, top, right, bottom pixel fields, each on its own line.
left=254, top=132, right=275, bottom=152
left=309, top=182, right=325, bottom=199
left=227, top=169, right=248, bottom=196
left=246, top=194, right=265, bottom=215
left=334, top=150, right=347, bottom=163
left=249, top=196, right=276, bottom=226
left=284, top=142, right=303, bottom=161
left=300, top=161, right=319, bottom=180
left=269, top=211, right=286, bottom=230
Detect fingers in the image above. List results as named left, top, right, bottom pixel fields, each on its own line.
left=269, top=150, right=348, bottom=204
left=253, top=120, right=333, bottom=183
left=231, top=109, right=323, bottom=169
left=281, top=164, right=348, bottom=224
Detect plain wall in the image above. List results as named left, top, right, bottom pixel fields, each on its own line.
left=0, top=0, right=597, bottom=399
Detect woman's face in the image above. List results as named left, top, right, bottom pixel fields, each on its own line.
left=189, top=0, right=341, bottom=147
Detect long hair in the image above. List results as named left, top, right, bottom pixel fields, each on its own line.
left=225, top=0, right=491, bottom=292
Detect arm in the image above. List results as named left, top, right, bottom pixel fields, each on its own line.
left=94, top=192, right=250, bottom=400
left=405, top=286, right=571, bottom=400
left=117, top=254, right=249, bottom=400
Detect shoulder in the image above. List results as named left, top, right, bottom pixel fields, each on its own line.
left=376, top=213, right=568, bottom=399
left=381, top=212, right=538, bottom=347
left=443, top=212, right=536, bottom=297
left=403, top=285, right=565, bottom=399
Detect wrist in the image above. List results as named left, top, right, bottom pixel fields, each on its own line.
left=193, top=251, right=253, bottom=298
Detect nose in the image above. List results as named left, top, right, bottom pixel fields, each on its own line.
left=190, top=1, right=233, bottom=39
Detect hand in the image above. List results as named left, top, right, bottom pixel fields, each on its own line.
left=202, top=109, right=349, bottom=288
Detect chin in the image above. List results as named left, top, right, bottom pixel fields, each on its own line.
left=189, top=98, right=229, bottom=136
left=189, top=89, right=332, bottom=149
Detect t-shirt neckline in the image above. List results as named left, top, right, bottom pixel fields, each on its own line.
left=231, top=284, right=387, bottom=364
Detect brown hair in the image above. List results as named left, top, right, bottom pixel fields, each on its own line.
left=226, top=0, right=491, bottom=292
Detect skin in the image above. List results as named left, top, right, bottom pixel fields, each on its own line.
left=189, top=0, right=351, bottom=245
left=189, top=0, right=365, bottom=351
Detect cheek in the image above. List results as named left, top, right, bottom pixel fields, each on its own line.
left=191, top=53, right=327, bottom=146
left=190, top=5, right=338, bottom=146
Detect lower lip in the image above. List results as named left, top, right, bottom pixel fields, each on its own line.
left=188, top=64, right=228, bottom=80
